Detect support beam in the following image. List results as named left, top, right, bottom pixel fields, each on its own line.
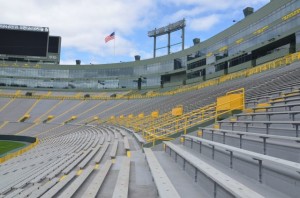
left=168, top=32, right=171, bottom=55
left=154, top=30, right=156, bottom=58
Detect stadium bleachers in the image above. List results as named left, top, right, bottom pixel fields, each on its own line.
left=0, top=0, right=300, bottom=195
left=0, top=59, right=300, bottom=197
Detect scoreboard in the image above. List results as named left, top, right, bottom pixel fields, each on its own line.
left=0, top=24, right=61, bottom=64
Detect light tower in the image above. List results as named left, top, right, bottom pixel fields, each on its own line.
left=148, top=19, right=186, bottom=58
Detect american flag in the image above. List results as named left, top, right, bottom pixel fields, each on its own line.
left=105, top=32, right=115, bottom=43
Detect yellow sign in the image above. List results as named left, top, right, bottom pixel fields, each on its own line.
left=253, top=25, right=269, bottom=35
left=172, top=106, right=183, bottom=116
left=206, top=52, right=213, bottom=57
left=282, top=8, right=300, bottom=21
left=216, top=94, right=243, bottom=111
left=219, top=46, right=228, bottom=52
left=197, top=130, right=203, bottom=137
left=71, top=116, right=77, bottom=120
left=151, top=111, right=159, bottom=118
left=235, top=38, right=244, bottom=44
left=128, top=114, right=134, bottom=118
left=24, top=114, right=30, bottom=119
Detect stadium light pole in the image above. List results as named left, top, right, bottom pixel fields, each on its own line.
left=182, top=25, right=185, bottom=51
left=168, top=32, right=171, bottom=55
left=148, top=19, right=186, bottom=58
left=154, top=28, right=157, bottom=58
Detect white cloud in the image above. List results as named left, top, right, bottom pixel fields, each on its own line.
left=129, top=50, right=153, bottom=60
left=161, top=7, right=206, bottom=23
left=60, top=59, right=76, bottom=65
left=158, top=0, right=269, bottom=32
left=0, top=0, right=156, bottom=57
left=0, top=0, right=270, bottom=62
left=161, top=0, right=269, bottom=9
left=189, top=15, right=220, bottom=32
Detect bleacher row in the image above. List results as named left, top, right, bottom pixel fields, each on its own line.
left=0, top=61, right=298, bottom=126
left=144, top=63, right=300, bottom=197
left=133, top=62, right=300, bottom=197
left=0, top=62, right=300, bottom=197
left=0, top=125, right=133, bottom=198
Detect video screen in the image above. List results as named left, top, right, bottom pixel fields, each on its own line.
left=0, top=29, right=48, bottom=57
left=48, top=36, right=60, bottom=53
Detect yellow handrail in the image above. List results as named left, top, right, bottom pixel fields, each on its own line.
left=110, top=88, right=245, bottom=146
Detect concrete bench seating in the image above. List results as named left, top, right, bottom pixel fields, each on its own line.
left=0, top=122, right=120, bottom=196
left=31, top=155, right=74, bottom=183
left=123, top=136, right=130, bottom=151
left=199, top=127, right=300, bottom=161
left=218, top=120, right=300, bottom=137
left=113, top=131, right=118, bottom=139
left=236, top=110, right=300, bottom=121
left=41, top=171, right=77, bottom=198
left=200, top=127, right=300, bottom=143
left=110, top=141, right=119, bottom=159
left=46, top=154, right=80, bottom=180
left=114, top=127, right=127, bottom=137
left=82, top=160, right=113, bottom=197
left=270, top=91, right=300, bottom=99
left=94, top=142, right=110, bottom=164
left=99, top=136, right=105, bottom=145
left=252, top=102, right=300, bottom=112
left=63, top=150, right=92, bottom=174
left=0, top=158, right=36, bottom=177
left=164, top=141, right=264, bottom=198
left=3, top=188, right=24, bottom=198
left=144, top=148, right=180, bottom=198
left=58, top=165, right=94, bottom=198
left=182, top=135, right=300, bottom=192
left=270, top=97, right=300, bottom=106
left=106, top=132, right=112, bottom=142
left=91, top=134, right=101, bottom=148
left=119, top=129, right=126, bottom=136
left=14, top=183, right=41, bottom=198
left=112, top=157, right=131, bottom=198
left=79, top=145, right=101, bottom=169
left=246, top=87, right=300, bottom=103
left=8, top=153, right=64, bottom=189
left=130, top=130, right=146, bottom=146
left=28, top=177, right=59, bottom=198
left=247, top=81, right=300, bottom=97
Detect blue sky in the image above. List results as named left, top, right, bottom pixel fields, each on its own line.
left=1, top=0, right=269, bottom=65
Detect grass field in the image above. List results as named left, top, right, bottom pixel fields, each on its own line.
left=0, top=140, right=26, bottom=155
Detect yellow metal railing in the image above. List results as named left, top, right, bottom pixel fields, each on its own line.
left=142, top=104, right=217, bottom=145
left=215, top=88, right=245, bottom=122
left=109, top=88, right=245, bottom=146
